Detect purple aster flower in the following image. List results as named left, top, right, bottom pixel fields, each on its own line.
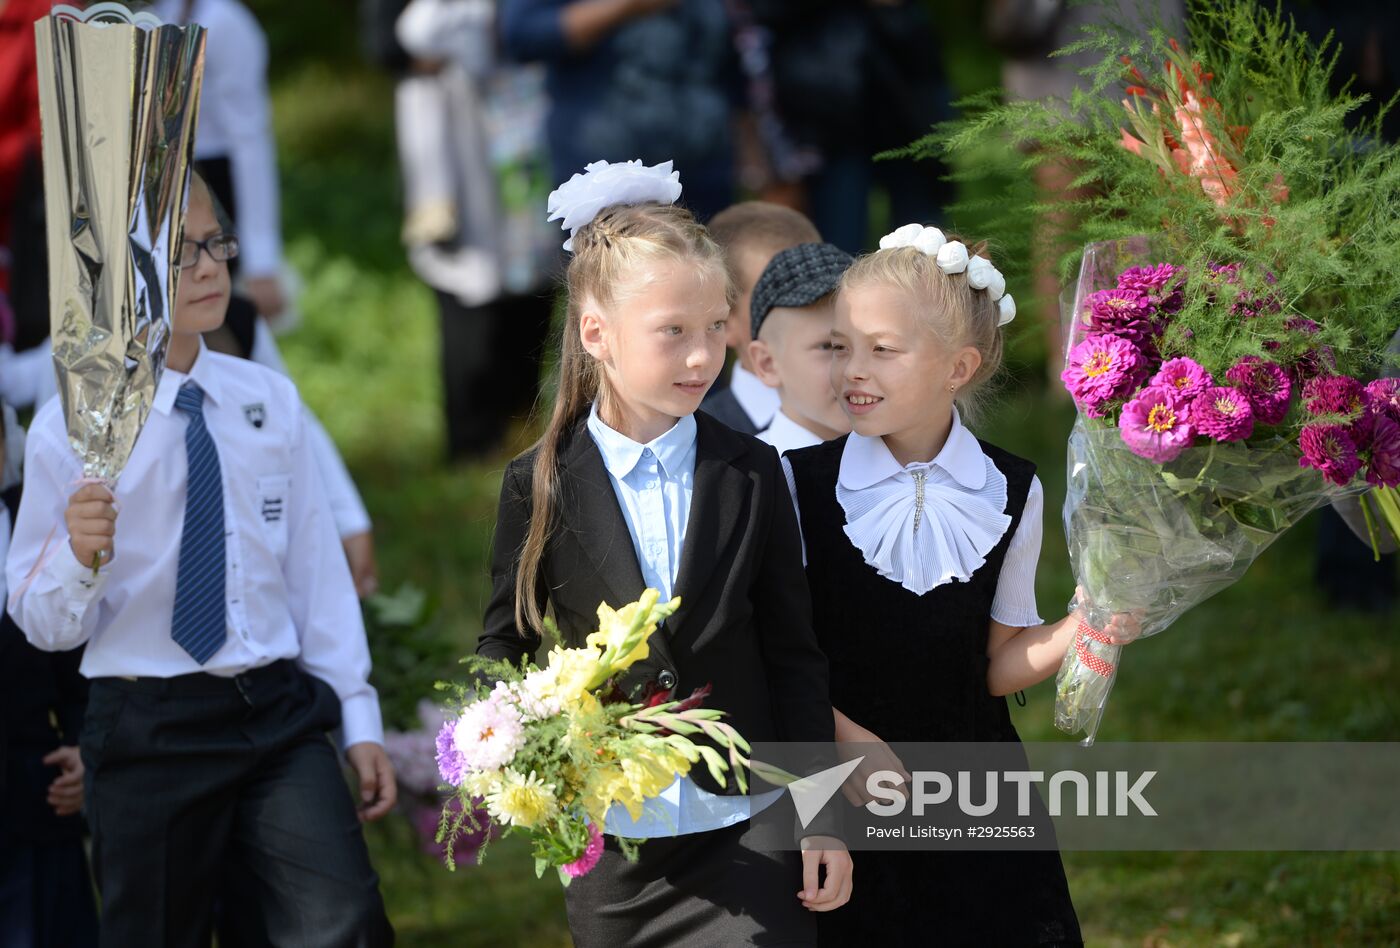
left=435, top=718, right=469, bottom=787
left=1366, top=378, right=1400, bottom=423
left=1302, top=375, right=1367, bottom=419
left=1364, top=414, right=1400, bottom=488
left=1224, top=357, right=1292, bottom=426
left=1062, top=334, right=1149, bottom=416
left=1151, top=357, right=1214, bottom=400
left=1080, top=288, right=1160, bottom=344
left=1298, top=424, right=1361, bottom=486
left=1190, top=386, right=1256, bottom=442
left=1119, top=386, right=1195, bottom=462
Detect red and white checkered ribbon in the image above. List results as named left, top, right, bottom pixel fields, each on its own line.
left=1073, top=620, right=1117, bottom=677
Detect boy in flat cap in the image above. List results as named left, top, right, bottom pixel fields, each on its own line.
left=749, top=242, right=854, bottom=454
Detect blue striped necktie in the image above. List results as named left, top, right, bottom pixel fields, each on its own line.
left=171, top=382, right=227, bottom=664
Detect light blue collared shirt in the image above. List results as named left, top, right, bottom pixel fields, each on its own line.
left=585, top=404, right=783, bottom=837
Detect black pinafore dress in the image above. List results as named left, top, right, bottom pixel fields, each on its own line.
left=786, top=436, right=1083, bottom=947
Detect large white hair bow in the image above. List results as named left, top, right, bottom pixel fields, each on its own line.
left=878, top=223, right=1016, bottom=327
left=546, top=159, right=683, bottom=251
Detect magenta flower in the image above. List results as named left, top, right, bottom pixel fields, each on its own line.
left=1119, top=386, right=1195, bottom=462
left=1081, top=288, right=1159, bottom=343
left=1365, top=414, right=1400, bottom=488
left=563, top=822, right=605, bottom=878
left=1302, top=375, right=1366, bottom=420
left=1299, top=423, right=1361, bottom=486
left=1366, top=378, right=1400, bottom=423
left=1224, top=357, right=1292, bottom=426
left=1118, top=263, right=1183, bottom=310
left=1285, top=316, right=1321, bottom=334
left=435, top=719, right=469, bottom=787
left=1190, top=386, right=1256, bottom=441
left=1151, top=357, right=1214, bottom=400
left=1062, top=335, right=1149, bottom=416
left=1117, top=264, right=1178, bottom=293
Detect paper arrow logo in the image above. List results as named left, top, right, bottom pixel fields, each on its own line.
left=788, top=756, right=864, bottom=829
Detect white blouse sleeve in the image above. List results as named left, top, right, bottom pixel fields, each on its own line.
left=990, top=475, right=1045, bottom=628
left=779, top=454, right=807, bottom=567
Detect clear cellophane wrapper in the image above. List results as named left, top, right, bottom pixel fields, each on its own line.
left=1054, top=238, right=1354, bottom=744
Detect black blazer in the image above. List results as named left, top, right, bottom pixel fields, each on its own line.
left=479, top=411, right=835, bottom=798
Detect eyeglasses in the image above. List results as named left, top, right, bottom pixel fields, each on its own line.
left=177, top=233, right=239, bottom=269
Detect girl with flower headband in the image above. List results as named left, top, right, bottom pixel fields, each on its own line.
left=783, top=224, right=1140, bottom=946
left=477, top=160, right=851, bottom=945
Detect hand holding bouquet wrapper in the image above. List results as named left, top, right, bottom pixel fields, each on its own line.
left=434, top=591, right=769, bottom=885
left=922, top=0, right=1400, bottom=744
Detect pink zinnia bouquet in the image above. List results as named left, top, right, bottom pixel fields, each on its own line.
left=918, top=0, right=1400, bottom=743
left=1055, top=242, right=1400, bottom=744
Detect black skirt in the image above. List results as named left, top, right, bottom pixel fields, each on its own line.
left=563, top=817, right=816, bottom=948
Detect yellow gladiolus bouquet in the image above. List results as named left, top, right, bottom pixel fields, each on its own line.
left=433, top=590, right=754, bottom=884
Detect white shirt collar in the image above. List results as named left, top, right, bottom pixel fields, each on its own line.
left=834, top=409, right=1012, bottom=596
left=758, top=410, right=824, bottom=455
left=586, top=403, right=697, bottom=480
left=729, top=364, right=780, bottom=430
left=153, top=341, right=223, bottom=416
left=838, top=408, right=987, bottom=492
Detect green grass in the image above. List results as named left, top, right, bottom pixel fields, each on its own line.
left=262, top=26, right=1400, bottom=947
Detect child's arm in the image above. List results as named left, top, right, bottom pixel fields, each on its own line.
left=986, top=611, right=1137, bottom=696
left=478, top=457, right=544, bottom=666
left=281, top=400, right=396, bottom=819
left=983, top=474, right=1138, bottom=696
left=5, top=413, right=111, bottom=651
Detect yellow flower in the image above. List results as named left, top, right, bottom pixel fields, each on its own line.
left=586, top=589, right=681, bottom=683
left=485, top=768, right=558, bottom=829
left=541, top=646, right=603, bottom=704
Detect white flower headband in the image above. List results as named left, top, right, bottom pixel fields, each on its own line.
left=546, top=159, right=683, bottom=252
left=878, top=223, right=1016, bottom=327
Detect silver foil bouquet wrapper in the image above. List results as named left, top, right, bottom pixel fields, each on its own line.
left=35, top=3, right=205, bottom=481
left=1054, top=238, right=1351, bottom=745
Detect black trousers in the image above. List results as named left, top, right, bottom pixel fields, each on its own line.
left=435, top=289, right=552, bottom=460
left=79, top=661, right=393, bottom=948
left=563, top=815, right=815, bottom=948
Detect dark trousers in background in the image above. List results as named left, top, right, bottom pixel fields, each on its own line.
left=0, top=836, right=99, bottom=948
left=1315, top=505, right=1398, bottom=612
left=436, top=289, right=551, bottom=460
left=80, top=661, right=394, bottom=948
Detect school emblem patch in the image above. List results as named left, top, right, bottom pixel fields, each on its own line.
left=243, top=403, right=266, bottom=429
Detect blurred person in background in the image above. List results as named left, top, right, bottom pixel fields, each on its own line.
left=500, top=0, right=737, bottom=222
left=992, top=0, right=1183, bottom=385
left=151, top=0, right=382, bottom=596
left=391, top=0, right=557, bottom=460
left=744, top=0, right=955, bottom=254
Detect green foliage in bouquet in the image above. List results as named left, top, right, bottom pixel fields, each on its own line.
left=914, top=0, right=1400, bottom=382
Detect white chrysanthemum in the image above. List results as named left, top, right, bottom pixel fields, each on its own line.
left=484, top=768, right=559, bottom=829
left=546, top=159, right=683, bottom=251
left=452, top=696, right=525, bottom=772
left=516, top=666, right=565, bottom=720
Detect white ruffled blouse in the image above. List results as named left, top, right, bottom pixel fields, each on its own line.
left=782, top=411, right=1045, bottom=627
